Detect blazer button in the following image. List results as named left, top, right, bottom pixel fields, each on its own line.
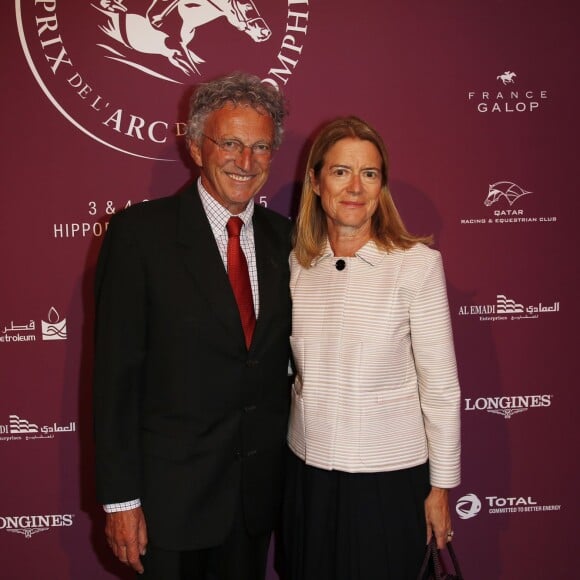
left=244, top=405, right=257, bottom=413
left=246, top=359, right=259, bottom=368
left=246, top=449, right=257, bottom=457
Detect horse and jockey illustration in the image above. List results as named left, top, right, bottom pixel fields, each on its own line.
left=92, top=0, right=271, bottom=79
left=497, top=71, right=517, bottom=85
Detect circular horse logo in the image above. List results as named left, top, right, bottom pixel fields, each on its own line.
left=17, top=1, right=307, bottom=160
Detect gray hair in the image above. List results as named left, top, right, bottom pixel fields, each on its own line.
left=186, top=72, right=287, bottom=149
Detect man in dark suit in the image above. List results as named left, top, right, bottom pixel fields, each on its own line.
left=93, top=72, right=292, bottom=579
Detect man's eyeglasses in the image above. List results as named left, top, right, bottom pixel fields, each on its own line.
left=202, top=134, right=273, bottom=157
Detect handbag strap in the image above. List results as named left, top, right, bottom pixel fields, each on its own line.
left=429, top=538, right=446, bottom=578
left=418, top=537, right=464, bottom=580
left=417, top=539, right=433, bottom=579
left=446, top=541, right=464, bottom=579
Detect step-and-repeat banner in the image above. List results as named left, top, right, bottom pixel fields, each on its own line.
left=1, top=1, right=578, bottom=578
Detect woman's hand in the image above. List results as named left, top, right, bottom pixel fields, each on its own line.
left=424, top=486, right=452, bottom=549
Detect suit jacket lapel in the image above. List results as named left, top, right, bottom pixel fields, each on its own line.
left=252, top=208, right=285, bottom=350
left=176, top=184, right=244, bottom=342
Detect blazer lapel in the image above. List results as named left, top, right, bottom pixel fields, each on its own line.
left=176, top=184, right=243, bottom=341
left=252, top=208, right=286, bottom=350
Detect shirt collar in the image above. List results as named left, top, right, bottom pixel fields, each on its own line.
left=311, top=239, right=386, bottom=267
left=197, top=177, right=255, bottom=234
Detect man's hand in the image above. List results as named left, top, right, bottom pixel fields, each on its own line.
left=105, top=507, right=148, bottom=574
left=424, top=487, right=452, bottom=550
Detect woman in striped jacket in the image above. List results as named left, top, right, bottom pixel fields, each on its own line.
left=284, top=116, right=461, bottom=580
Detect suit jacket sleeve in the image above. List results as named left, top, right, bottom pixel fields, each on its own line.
left=93, top=211, right=147, bottom=504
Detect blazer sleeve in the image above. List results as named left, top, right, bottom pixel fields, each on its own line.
left=93, top=212, right=147, bottom=504
left=409, top=250, right=461, bottom=488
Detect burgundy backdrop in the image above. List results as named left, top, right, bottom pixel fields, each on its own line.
left=2, top=1, right=579, bottom=578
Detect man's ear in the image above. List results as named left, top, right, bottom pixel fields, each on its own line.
left=189, top=142, right=202, bottom=167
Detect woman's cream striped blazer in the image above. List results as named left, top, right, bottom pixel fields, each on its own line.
left=288, top=241, right=461, bottom=488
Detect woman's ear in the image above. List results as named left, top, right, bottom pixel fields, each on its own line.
left=309, top=168, right=319, bottom=195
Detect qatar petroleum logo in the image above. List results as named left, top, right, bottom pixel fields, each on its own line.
left=16, top=1, right=310, bottom=160
left=41, top=306, right=67, bottom=341
left=456, top=493, right=481, bottom=520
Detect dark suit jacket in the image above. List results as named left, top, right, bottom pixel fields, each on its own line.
left=93, top=183, right=292, bottom=551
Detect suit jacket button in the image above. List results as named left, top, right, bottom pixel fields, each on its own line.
left=244, top=405, right=257, bottom=413
left=246, top=359, right=259, bottom=368
left=246, top=449, right=257, bottom=457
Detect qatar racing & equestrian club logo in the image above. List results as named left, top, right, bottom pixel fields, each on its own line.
left=484, top=181, right=531, bottom=207
left=459, top=179, right=558, bottom=226
left=16, top=0, right=310, bottom=160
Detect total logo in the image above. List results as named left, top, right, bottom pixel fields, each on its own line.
left=463, top=394, right=552, bottom=419
left=16, top=0, right=310, bottom=160
left=456, top=493, right=561, bottom=518
left=457, top=294, right=560, bottom=322
left=455, top=493, right=482, bottom=519
left=467, top=71, right=548, bottom=113
left=460, top=180, right=557, bottom=226
left=0, top=514, right=74, bottom=539
left=0, top=307, right=67, bottom=344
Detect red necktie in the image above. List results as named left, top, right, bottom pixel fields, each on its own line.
left=226, top=217, right=256, bottom=349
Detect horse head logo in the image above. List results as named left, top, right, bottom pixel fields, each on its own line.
left=497, top=71, right=516, bottom=85
left=484, top=181, right=531, bottom=207
left=224, top=1, right=271, bottom=42
left=92, top=0, right=271, bottom=80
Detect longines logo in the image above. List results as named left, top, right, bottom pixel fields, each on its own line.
left=456, top=493, right=561, bottom=518
left=467, top=71, right=548, bottom=113
left=16, top=0, right=310, bottom=160
left=0, top=514, right=74, bottom=539
left=464, top=394, right=552, bottom=419
left=459, top=180, right=557, bottom=226
left=457, top=294, right=560, bottom=322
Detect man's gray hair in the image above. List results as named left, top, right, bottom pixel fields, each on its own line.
left=186, top=72, right=287, bottom=149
